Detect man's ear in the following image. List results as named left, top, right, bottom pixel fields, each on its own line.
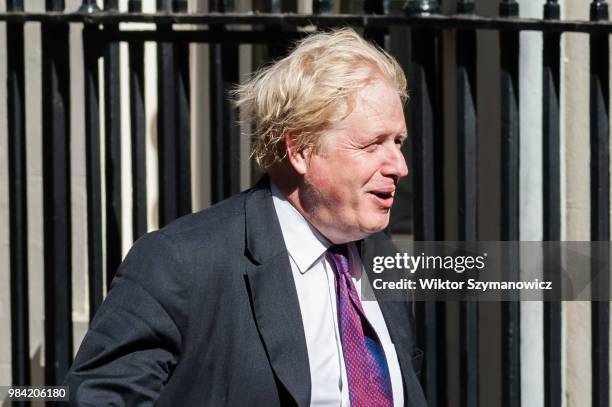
left=285, top=132, right=310, bottom=175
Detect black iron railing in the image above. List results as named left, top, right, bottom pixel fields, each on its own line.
left=3, top=0, right=611, bottom=406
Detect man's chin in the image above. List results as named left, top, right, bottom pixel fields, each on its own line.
left=361, top=216, right=390, bottom=235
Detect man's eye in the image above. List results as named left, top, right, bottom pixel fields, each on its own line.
left=365, top=143, right=381, bottom=151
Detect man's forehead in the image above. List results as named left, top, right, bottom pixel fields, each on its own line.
left=338, top=85, right=405, bottom=131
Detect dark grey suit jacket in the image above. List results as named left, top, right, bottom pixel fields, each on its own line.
left=63, top=179, right=428, bottom=406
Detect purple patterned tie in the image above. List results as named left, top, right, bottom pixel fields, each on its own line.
left=327, top=244, right=394, bottom=407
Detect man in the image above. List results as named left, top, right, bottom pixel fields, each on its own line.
left=63, top=28, right=427, bottom=406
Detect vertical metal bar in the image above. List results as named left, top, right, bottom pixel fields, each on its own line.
left=158, top=0, right=178, bottom=224
left=267, top=0, right=281, bottom=12
left=42, top=0, right=73, bottom=385
left=174, top=0, right=192, bottom=217
left=456, top=2, right=478, bottom=407
left=404, top=0, right=439, bottom=14
left=210, top=0, right=241, bottom=203
left=7, top=0, right=31, bottom=389
left=414, top=300, right=444, bottom=407
left=79, top=0, right=99, bottom=12
left=589, top=2, right=610, bottom=407
left=263, top=0, right=286, bottom=59
left=404, top=0, right=440, bottom=242
left=313, top=0, right=333, bottom=14
left=156, top=0, right=191, bottom=224
left=364, top=0, right=383, bottom=14
left=80, top=1, right=104, bottom=319
left=499, top=2, right=521, bottom=407
left=128, top=0, right=148, bottom=239
left=173, top=0, right=188, bottom=13
left=104, top=0, right=122, bottom=285
left=363, top=0, right=386, bottom=48
left=499, top=0, right=520, bottom=239
left=542, top=5, right=561, bottom=242
left=404, top=3, right=443, bottom=407
left=541, top=2, right=562, bottom=407
left=457, top=1, right=477, bottom=242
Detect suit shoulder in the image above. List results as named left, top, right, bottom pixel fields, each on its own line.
left=157, top=191, right=248, bottom=242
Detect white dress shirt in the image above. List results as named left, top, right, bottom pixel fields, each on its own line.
left=271, top=182, right=404, bottom=407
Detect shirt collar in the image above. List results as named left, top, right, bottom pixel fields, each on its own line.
left=271, top=181, right=331, bottom=274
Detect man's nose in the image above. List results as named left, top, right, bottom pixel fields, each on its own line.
left=382, top=145, right=409, bottom=178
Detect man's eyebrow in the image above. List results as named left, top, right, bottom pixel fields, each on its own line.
left=362, top=131, right=407, bottom=144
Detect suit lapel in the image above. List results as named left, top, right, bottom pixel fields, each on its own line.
left=243, top=180, right=311, bottom=407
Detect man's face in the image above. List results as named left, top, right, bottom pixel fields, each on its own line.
left=299, top=77, right=408, bottom=244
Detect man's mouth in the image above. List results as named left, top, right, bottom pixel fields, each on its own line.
left=368, top=189, right=396, bottom=208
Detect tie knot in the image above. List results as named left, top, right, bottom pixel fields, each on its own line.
left=328, top=244, right=350, bottom=277
left=329, top=244, right=348, bottom=257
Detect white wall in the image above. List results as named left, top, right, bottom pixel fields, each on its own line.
left=562, top=0, right=592, bottom=406
left=519, top=1, right=544, bottom=406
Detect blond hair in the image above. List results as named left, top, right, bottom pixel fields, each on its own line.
left=233, top=27, right=408, bottom=170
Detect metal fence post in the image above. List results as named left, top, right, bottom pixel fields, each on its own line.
left=80, top=0, right=104, bottom=320
left=78, top=0, right=99, bottom=12
left=456, top=2, right=478, bottom=407
left=313, top=0, right=333, bottom=14
left=104, top=0, right=123, bottom=285
left=404, top=0, right=440, bottom=242
left=499, top=1, right=521, bottom=407
left=541, top=2, right=562, bottom=407
left=404, top=2, right=444, bottom=407
left=157, top=0, right=178, bottom=224
left=209, top=0, right=241, bottom=203
left=173, top=0, right=192, bottom=219
left=42, top=0, right=73, bottom=385
left=7, top=0, right=30, bottom=389
left=128, top=0, right=148, bottom=239
left=155, top=0, right=192, bottom=226
left=363, top=0, right=386, bottom=48
left=589, top=2, right=610, bottom=406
